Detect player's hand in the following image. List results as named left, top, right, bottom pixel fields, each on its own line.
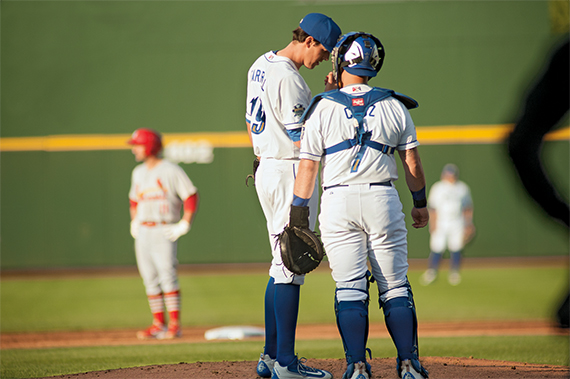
left=130, top=221, right=140, bottom=239
left=324, top=72, right=337, bottom=92
left=163, top=220, right=191, bottom=242
left=411, top=207, right=429, bottom=229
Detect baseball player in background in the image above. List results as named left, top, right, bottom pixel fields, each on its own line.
left=128, top=128, right=199, bottom=340
left=419, top=164, right=474, bottom=286
left=292, top=32, right=429, bottom=379
left=245, top=13, right=341, bottom=379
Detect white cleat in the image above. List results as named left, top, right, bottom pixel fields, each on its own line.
left=272, top=356, right=332, bottom=379
left=400, top=359, right=428, bottom=379
left=419, top=269, right=437, bottom=286
left=448, top=271, right=462, bottom=286
left=257, top=353, right=276, bottom=378
left=345, top=361, right=369, bottom=379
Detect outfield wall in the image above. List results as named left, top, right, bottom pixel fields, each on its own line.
left=2, top=1, right=568, bottom=269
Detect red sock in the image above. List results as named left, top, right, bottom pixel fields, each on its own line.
left=153, top=311, right=165, bottom=326
left=147, top=293, right=165, bottom=326
left=164, top=290, right=181, bottom=325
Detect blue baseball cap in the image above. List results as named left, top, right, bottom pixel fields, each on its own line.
left=299, top=13, right=341, bottom=52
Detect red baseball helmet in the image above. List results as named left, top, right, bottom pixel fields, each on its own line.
left=127, top=128, right=163, bottom=156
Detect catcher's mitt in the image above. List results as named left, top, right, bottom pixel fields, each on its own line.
left=278, top=226, right=325, bottom=275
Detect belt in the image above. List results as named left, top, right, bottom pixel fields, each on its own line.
left=324, top=181, right=392, bottom=191
left=141, top=221, right=168, bottom=227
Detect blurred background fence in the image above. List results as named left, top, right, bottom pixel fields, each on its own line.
left=1, top=0, right=568, bottom=269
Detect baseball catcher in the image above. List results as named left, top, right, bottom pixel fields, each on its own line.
left=278, top=205, right=325, bottom=275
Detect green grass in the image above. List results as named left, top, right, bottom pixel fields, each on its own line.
left=2, top=267, right=568, bottom=332
left=1, top=267, right=568, bottom=378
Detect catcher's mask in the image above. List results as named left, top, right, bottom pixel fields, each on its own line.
left=127, top=128, right=163, bottom=156
left=331, top=32, right=385, bottom=84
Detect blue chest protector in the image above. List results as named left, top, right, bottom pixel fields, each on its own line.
left=301, top=87, right=418, bottom=172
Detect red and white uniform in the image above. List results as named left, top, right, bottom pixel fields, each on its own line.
left=129, top=160, right=197, bottom=296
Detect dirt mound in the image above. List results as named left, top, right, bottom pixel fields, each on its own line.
left=44, top=357, right=569, bottom=379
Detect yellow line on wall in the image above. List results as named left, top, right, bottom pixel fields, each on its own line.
left=0, top=125, right=568, bottom=152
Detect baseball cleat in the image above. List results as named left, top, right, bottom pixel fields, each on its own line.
left=399, top=358, right=429, bottom=379
left=159, top=323, right=182, bottom=339
left=257, top=353, right=276, bottom=378
left=419, top=269, right=437, bottom=286
left=136, top=323, right=167, bottom=340
left=448, top=271, right=461, bottom=286
left=272, top=356, right=332, bottom=379
left=342, top=361, right=370, bottom=379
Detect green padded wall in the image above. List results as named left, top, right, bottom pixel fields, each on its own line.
left=2, top=1, right=568, bottom=268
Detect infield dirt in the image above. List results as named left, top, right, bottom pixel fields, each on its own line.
left=4, top=257, right=569, bottom=378
left=5, top=320, right=569, bottom=379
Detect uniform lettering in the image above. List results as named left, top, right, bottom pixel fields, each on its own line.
left=251, top=69, right=265, bottom=83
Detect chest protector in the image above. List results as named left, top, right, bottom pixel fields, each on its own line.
left=301, top=88, right=418, bottom=172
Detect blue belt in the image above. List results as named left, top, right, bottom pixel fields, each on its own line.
left=324, top=180, right=392, bottom=191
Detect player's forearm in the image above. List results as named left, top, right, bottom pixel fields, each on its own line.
left=182, top=211, right=194, bottom=224
left=294, top=159, right=319, bottom=199
left=399, top=148, right=426, bottom=191
left=463, top=208, right=474, bottom=224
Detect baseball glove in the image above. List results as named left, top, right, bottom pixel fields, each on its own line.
left=245, top=157, right=260, bottom=187
left=278, top=205, right=325, bottom=275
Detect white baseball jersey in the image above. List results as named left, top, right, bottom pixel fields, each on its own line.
left=129, top=160, right=197, bottom=224
left=246, top=51, right=312, bottom=159
left=245, top=51, right=318, bottom=285
left=300, top=84, right=419, bottom=303
left=428, top=179, right=473, bottom=252
left=428, top=180, right=472, bottom=223
left=300, top=84, right=419, bottom=188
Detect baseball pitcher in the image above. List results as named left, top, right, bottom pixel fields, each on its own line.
left=245, top=13, right=341, bottom=379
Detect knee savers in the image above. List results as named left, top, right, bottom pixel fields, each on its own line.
left=335, top=275, right=370, bottom=302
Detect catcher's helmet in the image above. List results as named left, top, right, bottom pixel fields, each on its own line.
left=127, top=128, right=162, bottom=156
left=332, top=32, right=385, bottom=82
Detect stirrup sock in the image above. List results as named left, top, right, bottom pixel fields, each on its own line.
left=164, top=290, right=180, bottom=323
left=450, top=251, right=461, bottom=271
left=148, top=294, right=165, bottom=324
left=428, top=252, right=442, bottom=270
left=264, top=277, right=277, bottom=358
left=275, top=283, right=300, bottom=366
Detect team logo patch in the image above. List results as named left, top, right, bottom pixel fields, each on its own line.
left=293, top=104, right=306, bottom=118
left=352, top=98, right=365, bottom=106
